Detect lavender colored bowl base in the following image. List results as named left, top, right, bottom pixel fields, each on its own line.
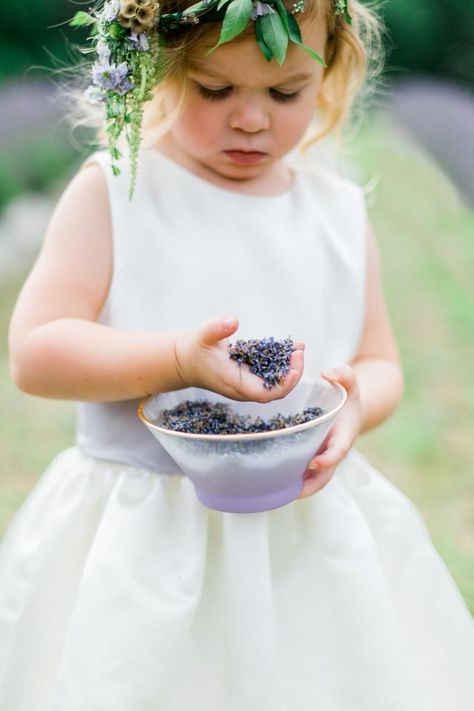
left=194, top=480, right=303, bottom=513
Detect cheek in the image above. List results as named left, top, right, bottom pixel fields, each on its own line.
left=178, top=97, right=225, bottom=144
left=276, top=100, right=315, bottom=147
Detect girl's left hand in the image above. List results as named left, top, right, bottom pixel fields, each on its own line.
left=297, top=364, right=363, bottom=499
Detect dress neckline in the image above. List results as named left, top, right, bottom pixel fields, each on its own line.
left=144, top=148, right=298, bottom=202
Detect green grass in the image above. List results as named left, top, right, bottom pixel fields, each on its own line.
left=350, top=115, right=474, bottom=611
left=0, top=126, right=90, bottom=214
left=1, top=116, right=473, bottom=612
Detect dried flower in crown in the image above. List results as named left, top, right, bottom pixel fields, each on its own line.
left=69, top=0, right=352, bottom=199
left=118, top=0, right=159, bottom=33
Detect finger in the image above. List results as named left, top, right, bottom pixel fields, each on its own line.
left=289, top=348, right=304, bottom=382
left=228, top=343, right=305, bottom=403
left=283, top=363, right=303, bottom=393
left=270, top=349, right=304, bottom=400
left=289, top=350, right=305, bottom=387
left=321, top=364, right=357, bottom=394
left=240, top=347, right=304, bottom=402
left=199, top=316, right=239, bottom=346
left=290, top=348, right=305, bottom=370
left=297, top=465, right=336, bottom=499
left=311, top=439, right=350, bottom=469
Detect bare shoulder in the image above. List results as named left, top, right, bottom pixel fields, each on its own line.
left=44, top=160, right=112, bottom=294
left=10, top=160, right=113, bottom=335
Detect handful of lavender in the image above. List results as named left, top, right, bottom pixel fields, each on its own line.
left=156, top=335, right=325, bottom=435
left=228, top=337, right=294, bottom=390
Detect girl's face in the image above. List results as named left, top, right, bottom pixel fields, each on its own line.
left=157, top=19, right=327, bottom=189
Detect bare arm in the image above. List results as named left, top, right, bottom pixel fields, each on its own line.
left=312, top=221, right=404, bottom=437
left=8, top=164, right=184, bottom=401
left=351, top=222, right=404, bottom=434
left=9, top=164, right=304, bottom=402
left=298, top=222, right=403, bottom=497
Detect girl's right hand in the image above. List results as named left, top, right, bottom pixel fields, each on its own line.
left=175, top=317, right=305, bottom=403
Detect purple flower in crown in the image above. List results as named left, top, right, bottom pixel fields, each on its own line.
left=129, top=31, right=150, bottom=51
left=251, top=1, right=275, bottom=19
left=84, top=84, right=105, bottom=104
left=97, top=39, right=112, bottom=60
left=116, top=77, right=134, bottom=95
left=103, top=0, right=121, bottom=22
left=92, top=61, right=130, bottom=91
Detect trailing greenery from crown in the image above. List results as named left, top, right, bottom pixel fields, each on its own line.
left=70, top=0, right=352, bottom=199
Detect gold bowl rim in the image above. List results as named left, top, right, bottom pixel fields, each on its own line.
left=137, top=381, right=347, bottom=442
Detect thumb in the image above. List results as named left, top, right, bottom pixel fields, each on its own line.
left=320, top=364, right=357, bottom=393
left=199, top=316, right=239, bottom=346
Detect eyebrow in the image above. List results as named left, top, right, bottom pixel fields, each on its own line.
left=188, top=67, right=314, bottom=84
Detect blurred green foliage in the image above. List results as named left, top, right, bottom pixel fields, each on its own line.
left=0, top=1, right=473, bottom=87
left=384, top=0, right=474, bottom=88
left=0, top=131, right=80, bottom=208
left=0, top=1, right=87, bottom=81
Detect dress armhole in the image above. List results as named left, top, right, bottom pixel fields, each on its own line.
left=351, top=183, right=370, bottom=359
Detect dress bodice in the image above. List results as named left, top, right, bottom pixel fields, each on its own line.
left=76, top=149, right=368, bottom=472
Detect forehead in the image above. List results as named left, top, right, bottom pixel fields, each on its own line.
left=188, top=18, right=327, bottom=85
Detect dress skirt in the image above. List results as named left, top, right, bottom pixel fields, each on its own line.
left=0, top=446, right=473, bottom=711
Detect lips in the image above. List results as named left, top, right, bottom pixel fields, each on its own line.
left=224, top=150, right=268, bottom=165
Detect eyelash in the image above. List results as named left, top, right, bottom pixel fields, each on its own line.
left=196, top=84, right=301, bottom=103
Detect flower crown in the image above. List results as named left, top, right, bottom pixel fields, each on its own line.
left=71, top=0, right=352, bottom=198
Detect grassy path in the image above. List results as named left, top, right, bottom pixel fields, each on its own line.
left=1, top=117, right=473, bottom=611
left=352, top=116, right=474, bottom=610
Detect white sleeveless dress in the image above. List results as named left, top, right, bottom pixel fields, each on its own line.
left=0, top=149, right=473, bottom=711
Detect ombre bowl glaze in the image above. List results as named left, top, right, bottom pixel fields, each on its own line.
left=138, top=378, right=347, bottom=513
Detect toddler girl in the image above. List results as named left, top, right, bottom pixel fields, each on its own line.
left=1, top=1, right=473, bottom=709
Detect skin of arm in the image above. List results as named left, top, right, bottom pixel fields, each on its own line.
left=298, top=223, right=404, bottom=498
left=8, top=164, right=304, bottom=403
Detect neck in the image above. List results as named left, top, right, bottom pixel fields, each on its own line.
left=154, top=136, right=295, bottom=197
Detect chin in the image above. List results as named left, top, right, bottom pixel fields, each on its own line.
left=220, top=167, right=263, bottom=181
left=215, top=158, right=270, bottom=182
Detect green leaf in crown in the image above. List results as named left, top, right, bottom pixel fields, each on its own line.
left=206, top=0, right=330, bottom=65
left=286, top=11, right=325, bottom=65
left=208, top=0, right=254, bottom=53
left=70, top=10, right=97, bottom=27
left=258, top=11, right=288, bottom=65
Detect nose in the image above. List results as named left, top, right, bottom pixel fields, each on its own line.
left=229, top=96, right=270, bottom=133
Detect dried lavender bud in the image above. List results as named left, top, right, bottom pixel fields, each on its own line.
left=228, top=336, right=295, bottom=389
left=159, top=400, right=324, bottom=435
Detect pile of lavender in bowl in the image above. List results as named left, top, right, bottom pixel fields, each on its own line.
left=138, top=337, right=347, bottom=513
left=160, top=400, right=325, bottom=435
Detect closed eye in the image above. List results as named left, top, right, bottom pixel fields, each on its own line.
left=269, top=89, right=301, bottom=103
left=195, top=83, right=302, bottom=103
left=196, top=84, right=233, bottom=101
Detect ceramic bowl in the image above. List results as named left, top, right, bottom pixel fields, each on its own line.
left=138, top=378, right=346, bottom=513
